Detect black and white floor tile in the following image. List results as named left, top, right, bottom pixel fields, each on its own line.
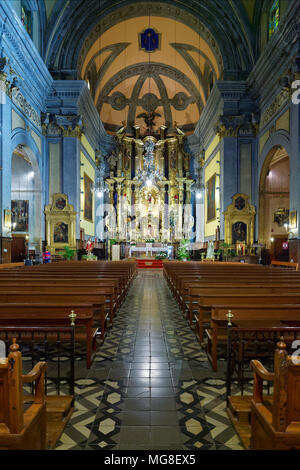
left=55, top=270, right=243, bottom=451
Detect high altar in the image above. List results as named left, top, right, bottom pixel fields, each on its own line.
left=104, top=125, right=194, bottom=242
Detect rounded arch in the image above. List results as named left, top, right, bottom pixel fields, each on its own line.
left=258, top=139, right=290, bottom=254
left=44, top=0, right=254, bottom=78
left=10, top=130, right=43, bottom=255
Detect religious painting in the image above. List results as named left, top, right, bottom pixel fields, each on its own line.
left=232, top=221, right=247, bottom=244
left=55, top=197, right=66, bottom=210
left=53, top=222, right=68, bottom=243
left=235, top=196, right=245, bottom=211
left=4, top=209, right=11, bottom=229
left=206, top=174, right=216, bottom=222
left=274, top=208, right=289, bottom=227
left=11, top=200, right=29, bottom=232
left=290, top=210, right=297, bottom=229
left=84, top=173, right=93, bottom=222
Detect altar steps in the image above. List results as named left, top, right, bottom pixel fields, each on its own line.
left=136, top=259, right=163, bottom=269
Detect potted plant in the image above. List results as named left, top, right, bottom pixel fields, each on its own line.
left=176, top=239, right=191, bottom=261
left=58, top=245, right=76, bottom=261
left=155, top=251, right=168, bottom=260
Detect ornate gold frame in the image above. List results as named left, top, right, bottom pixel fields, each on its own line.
left=224, top=193, right=256, bottom=246
left=206, top=173, right=216, bottom=222
left=44, top=193, right=77, bottom=254
left=83, top=172, right=93, bottom=223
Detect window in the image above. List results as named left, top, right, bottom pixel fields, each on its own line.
left=269, top=0, right=280, bottom=38
left=21, top=1, right=32, bottom=38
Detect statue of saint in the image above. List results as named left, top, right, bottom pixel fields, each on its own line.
left=107, top=150, right=118, bottom=172
left=206, top=240, right=215, bottom=259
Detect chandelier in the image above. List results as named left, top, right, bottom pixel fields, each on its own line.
left=91, top=155, right=109, bottom=197
left=135, top=139, right=164, bottom=187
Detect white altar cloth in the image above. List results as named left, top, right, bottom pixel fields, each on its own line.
left=129, top=245, right=169, bottom=257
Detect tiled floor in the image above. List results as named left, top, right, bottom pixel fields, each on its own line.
left=55, top=270, right=243, bottom=450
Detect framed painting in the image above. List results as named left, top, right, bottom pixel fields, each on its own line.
left=206, top=174, right=216, bottom=222
left=4, top=209, right=11, bottom=229
left=84, top=173, right=93, bottom=222
left=53, top=222, right=68, bottom=243
left=11, top=200, right=29, bottom=232
left=290, top=210, right=297, bottom=229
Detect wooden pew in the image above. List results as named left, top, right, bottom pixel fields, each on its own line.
left=250, top=338, right=300, bottom=449
left=0, top=338, right=47, bottom=450
left=0, top=303, right=97, bottom=368
left=207, top=304, right=300, bottom=371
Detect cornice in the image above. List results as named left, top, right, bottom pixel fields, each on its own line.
left=0, top=3, right=53, bottom=112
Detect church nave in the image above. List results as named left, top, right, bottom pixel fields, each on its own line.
left=56, top=271, right=242, bottom=451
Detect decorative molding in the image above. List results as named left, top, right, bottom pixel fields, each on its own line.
left=11, top=88, right=41, bottom=129
left=259, top=89, right=290, bottom=131
left=76, top=2, right=223, bottom=75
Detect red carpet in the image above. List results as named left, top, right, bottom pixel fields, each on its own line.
left=136, top=259, right=163, bottom=269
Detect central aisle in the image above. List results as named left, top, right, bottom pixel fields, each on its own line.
left=56, top=270, right=243, bottom=450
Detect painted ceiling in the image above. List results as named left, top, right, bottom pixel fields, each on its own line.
left=79, top=15, right=222, bottom=136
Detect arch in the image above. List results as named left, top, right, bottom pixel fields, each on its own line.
left=43, top=0, right=254, bottom=78
left=11, top=130, right=43, bottom=255
left=258, top=139, right=290, bottom=253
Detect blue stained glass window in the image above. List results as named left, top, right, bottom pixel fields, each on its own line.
left=269, top=0, right=280, bottom=38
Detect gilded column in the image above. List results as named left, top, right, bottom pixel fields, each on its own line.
left=176, top=177, right=186, bottom=240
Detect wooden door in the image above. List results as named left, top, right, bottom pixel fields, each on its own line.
left=11, top=237, right=26, bottom=262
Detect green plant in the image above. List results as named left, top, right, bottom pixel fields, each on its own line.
left=155, top=251, right=168, bottom=260
left=58, top=245, right=76, bottom=260
left=82, top=254, right=97, bottom=260
left=109, top=239, right=117, bottom=246
left=176, top=239, right=190, bottom=260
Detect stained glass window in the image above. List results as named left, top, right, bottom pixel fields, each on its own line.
left=269, top=0, right=280, bottom=38
left=21, top=2, right=32, bottom=37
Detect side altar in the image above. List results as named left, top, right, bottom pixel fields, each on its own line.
left=103, top=125, right=194, bottom=243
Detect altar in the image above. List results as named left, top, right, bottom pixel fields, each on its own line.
left=102, top=125, right=195, bottom=243
left=128, top=243, right=171, bottom=258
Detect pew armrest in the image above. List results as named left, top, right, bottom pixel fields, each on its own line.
left=251, top=360, right=274, bottom=382
left=251, top=360, right=275, bottom=404
left=22, top=362, right=47, bottom=404
left=22, top=362, right=47, bottom=383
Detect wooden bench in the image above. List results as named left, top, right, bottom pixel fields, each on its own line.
left=227, top=338, right=300, bottom=449
left=207, top=304, right=300, bottom=371
left=0, top=303, right=98, bottom=368
left=0, top=338, right=47, bottom=450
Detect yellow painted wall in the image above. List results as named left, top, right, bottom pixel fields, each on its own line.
left=81, top=135, right=96, bottom=161
left=80, top=150, right=95, bottom=236
left=204, top=149, right=221, bottom=238
left=205, top=135, right=220, bottom=161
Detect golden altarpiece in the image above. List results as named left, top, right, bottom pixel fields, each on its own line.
left=104, top=126, right=194, bottom=242
left=44, top=193, right=77, bottom=254
left=223, top=193, right=256, bottom=255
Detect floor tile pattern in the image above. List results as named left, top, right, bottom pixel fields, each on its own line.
left=55, top=270, right=243, bottom=450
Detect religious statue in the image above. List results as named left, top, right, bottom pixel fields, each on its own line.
left=206, top=240, right=215, bottom=260
left=137, top=110, right=161, bottom=133
left=85, top=237, right=94, bottom=255
left=124, top=148, right=131, bottom=171
left=107, top=150, right=118, bottom=172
